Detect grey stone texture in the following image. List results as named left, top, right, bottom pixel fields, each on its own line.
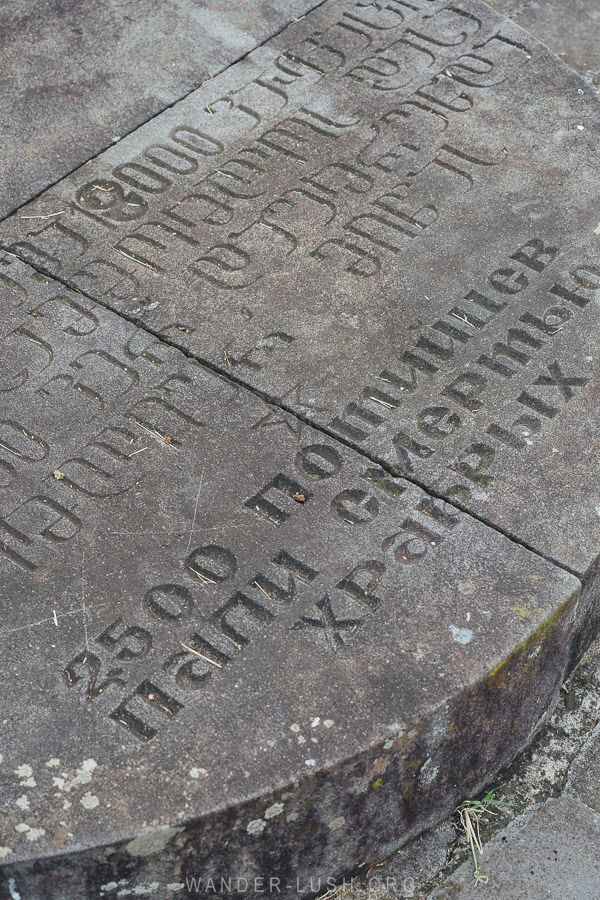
left=0, top=257, right=583, bottom=898
left=429, top=796, right=600, bottom=899
left=385, top=823, right=456, bottom=897
left=351, top=821, right=456, bottom=898
left=2, top=0, right=600, bottom=896
left=565, top=721, right=600, bottom=813
left=3, top=0, right=600, bottom=658
left=331, top=630, right=600, bottom=899
left=0, top=0, right=321, bottom=218
left=494, top=0, right=600, bottom=84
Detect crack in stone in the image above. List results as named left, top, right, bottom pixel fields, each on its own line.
left=0, top=0, right=330, bottom=222
left=0, top=242, right=582, bottom=584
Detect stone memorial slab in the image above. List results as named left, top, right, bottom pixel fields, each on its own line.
left=3, top=0, right=599, bottom=639
left=494, top=0, right=600, bottom=84
left=0, top=257, right=583, bottom=898
left=0, top=0, right=322, bottom=219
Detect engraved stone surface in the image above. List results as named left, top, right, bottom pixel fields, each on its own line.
left=0, top=0, right=322, bottom=218
left=0, top=257, right=583, bottom=897
left=2, top=0, right=600, bottom=619
left=494, top=0, right=600, bottom=84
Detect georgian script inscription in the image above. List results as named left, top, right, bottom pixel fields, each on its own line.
left=1, top=0, right=534, bottom=349
left=0, top=260, right=233, bottom=572
left=0, top=260, right=473, bottom=747
left=2, top=0, right=599, bottom=576
left=2, top=3, right=529, bottom=302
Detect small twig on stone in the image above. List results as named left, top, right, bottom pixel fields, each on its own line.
left=181, top=644, right=222, bottom=668
left=189, top=567, right=216, bottom=585
left=115, top=248, right=155, bottom=271
left=19, top=211, right=65, bottom=219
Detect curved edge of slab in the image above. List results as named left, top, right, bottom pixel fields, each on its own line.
left=0, top=257, right=590, bottom=899
left=0, top=568, right=582, bottom=899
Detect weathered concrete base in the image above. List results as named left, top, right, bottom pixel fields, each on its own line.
left=335, top=616, right=600, bottom=899
left=431, top=796, right=600, bottom=899
left=1, top=583, right=581, bottom=899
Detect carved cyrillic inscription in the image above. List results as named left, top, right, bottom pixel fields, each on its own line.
left=2, top=262, right=476, bottom=749
left=326, top=239, right=599, bottom=495
left=60, top=455, right=462, bottom=741
left=8, top=1, right=589, bottom=521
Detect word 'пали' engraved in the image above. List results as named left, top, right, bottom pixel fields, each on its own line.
left=63, top=444, right=459, bottom=741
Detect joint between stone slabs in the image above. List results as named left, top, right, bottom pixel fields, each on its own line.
left=0, top=0, right=330, bottom=224
left=0, top=241, right=584, bottom=591
left=1, top=3, right=600, bottom=891
left=3, top=1, right=599, bottom=598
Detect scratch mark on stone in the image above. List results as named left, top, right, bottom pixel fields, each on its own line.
left=82, top=551, right=89, bottom=651
left=0, top=603, right=111, bottom=638
left=186, top=470, right=205, bottom=553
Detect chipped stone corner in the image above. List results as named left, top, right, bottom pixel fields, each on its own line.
left=122, top=825, right=185, bottom=859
